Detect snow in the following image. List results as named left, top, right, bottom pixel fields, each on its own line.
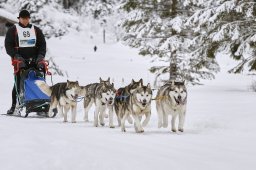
left=1, top=31, right=256, bottom=170
left=0, top=8, right=18, bottom=23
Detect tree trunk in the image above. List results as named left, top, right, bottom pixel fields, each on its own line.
left=169, top=50, right=177, bottom=80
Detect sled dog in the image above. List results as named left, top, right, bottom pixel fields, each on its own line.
left=81, top=78, right=116, bottom=128
left=116, top=83, right=152, bottom=133
left=156, top=81, right=187, bottom=132
left=36, top=80, right=80, bottom=122
left=115, top=79, right=144, bottom=126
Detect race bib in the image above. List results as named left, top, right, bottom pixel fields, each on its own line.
left=15, top=24, right=37, bottom=47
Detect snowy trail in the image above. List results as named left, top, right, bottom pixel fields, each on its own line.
left=0, top=35, right=256, bottom=170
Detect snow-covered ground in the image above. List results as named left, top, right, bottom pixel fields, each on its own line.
left=0, top=32, right=256, bottom=170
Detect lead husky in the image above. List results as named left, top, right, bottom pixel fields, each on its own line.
left=81, top=78, right=116, bottom=128
left=156, top=81, right=187, bottom=132
left=115, top=80, right=152, bottom=133
left=115, top=79, right=144, bottom=126
left=36, top=80, right=81, bottom=123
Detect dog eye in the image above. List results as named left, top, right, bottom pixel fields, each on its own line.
left=181, top=91, right=183, bottom=93
left=175, top=91, right=178, bottom=93
left=146, top=94, right=149, bottom=97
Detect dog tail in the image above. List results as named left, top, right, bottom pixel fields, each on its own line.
left=35, top=80, right=52, bottom=96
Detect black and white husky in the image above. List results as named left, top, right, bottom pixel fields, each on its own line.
left=80, top=78, right=116, bottom=128
left=156, top=81, right=187, bottom=132
left=36, top=80, right=81, bottom=122
left=115, top=81, right=152, bottom=133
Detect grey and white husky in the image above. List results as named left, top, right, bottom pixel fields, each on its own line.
left=80, top=78, right=116, bottom=128
left=115, top=79, right=144, bottom=126
left=115, top=80, right=152, bottom=133
left=36, top=80, right=81, bottom=122
left=156, top=81, right=187, bottom=132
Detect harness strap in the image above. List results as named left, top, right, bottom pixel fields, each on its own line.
left=75, top=96, right=85, bottom=103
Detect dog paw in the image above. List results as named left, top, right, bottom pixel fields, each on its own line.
left=178, top=128, right=184, bottom=132
left=84, top=118, right=89, bottom=122
left=109, top=125, right=115, bottom=128
left=72, top=121, right=76, bottom=123
left=121, top=128, right=126, bottom=132
left=63, top=120, right=68, bottom=123
left=94, top=124, right=98, bottom=127
left=172, top=129, right=177, bottom=132
left=100, top=123, right=105, bottom=126
left=136, top=128, right=144, bottom=133
left=163, top=123, right=168, bottom=128
left=48, top=112, right=54, bottom=117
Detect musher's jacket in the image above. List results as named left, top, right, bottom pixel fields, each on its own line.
left=5, top=22, right=46, bottom=60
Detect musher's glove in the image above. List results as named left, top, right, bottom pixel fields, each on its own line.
left=36, top=54, right=45, bottom=70
left=13, top=54, right=26, bottom=69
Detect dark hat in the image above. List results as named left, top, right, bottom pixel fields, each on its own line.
left=18, top=10, right=30, bottom=19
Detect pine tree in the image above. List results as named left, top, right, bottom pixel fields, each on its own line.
left=187, top=0, right=256, bottom=73
left=121, top=0, right=219, bottom=85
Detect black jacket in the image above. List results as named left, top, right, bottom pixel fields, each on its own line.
left=5, top=22, right=46, bottom=60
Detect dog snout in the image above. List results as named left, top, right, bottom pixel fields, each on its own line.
left=178, top=95, right=181, bottom=100
left=143, top=99, right=147, bottom=103
left=109, top=97, right=113, bottom=101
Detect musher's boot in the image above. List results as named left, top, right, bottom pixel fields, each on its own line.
left=7, top=104, right=16, bottom=115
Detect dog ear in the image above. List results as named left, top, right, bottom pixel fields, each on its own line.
left=147, top=83, right=151, bottom=89
left=99, top=77, right=103, bottom=82
left=107, top=77, right=110, bottom=83
left=132, top=79, right=135, bottom=83
left=76, top=81, right=79, bottom=86
left=67, top=80, right=70, bottom=86
left=111, top=83, right=114, bottom=88
left=139, top=78, right=143, bottom=86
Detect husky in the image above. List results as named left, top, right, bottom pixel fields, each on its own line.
left=80, top=78, right=116, bottom=128
left=116, top=83, right=152, bottom=133
left=36, top=80, right=81, bottom=123
left=156, top=80, right=187, bottom=132
left=115, top=79, right=144, bottom=126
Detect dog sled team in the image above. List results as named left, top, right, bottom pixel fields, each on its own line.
left=36, top=77, right=188, bottom=133
left=5, top=9, right=188, bottom=133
